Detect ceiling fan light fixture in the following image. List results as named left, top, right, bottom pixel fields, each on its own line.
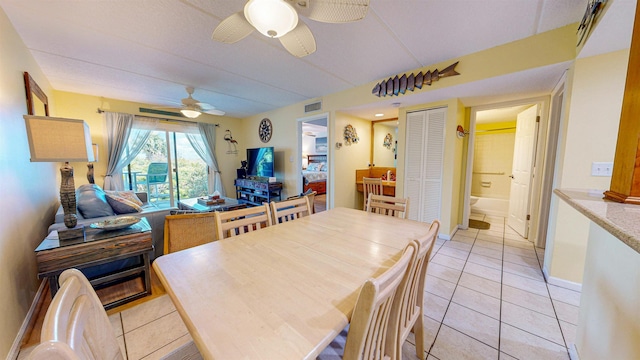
left=244, top=0, right=298, bottom=38
left=181, top=108, right=201, bottom=118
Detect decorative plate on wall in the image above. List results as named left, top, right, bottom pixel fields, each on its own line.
left=259, top=118, right=272, bottom=143
left=383, top=133, right=393, bottom=149
left=344, top=124, right=359, bottom=145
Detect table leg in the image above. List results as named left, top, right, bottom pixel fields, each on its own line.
left=49, top=276, right=60, bottom=298
left=143, top=252, right=151, bottom=295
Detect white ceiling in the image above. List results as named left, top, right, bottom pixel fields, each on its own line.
left=1, top=0, right=635, bottom=120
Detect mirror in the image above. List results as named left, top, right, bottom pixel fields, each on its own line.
left=24, top=72, right=49, bottom=116
left=371, top=119, right=398, bottom=167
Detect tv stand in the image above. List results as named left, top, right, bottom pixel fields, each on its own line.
left=235, top=178, right=282, bottom=206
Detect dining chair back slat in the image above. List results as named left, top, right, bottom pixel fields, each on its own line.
left=28, top=268, right=124, bottom=360
left=270, top=197, right=312, bottom=224
left=386, top=220, right=440, bottom=360
left=362, top=177, right=383, bottom=211
left=366, top=193, right=410, bottom=219
left=164, top=212, right=217, bottom=253
left=214, top=203, right=272, bottom=240
left=342, top=242, right=417, bottom=360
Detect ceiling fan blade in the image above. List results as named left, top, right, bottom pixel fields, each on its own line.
left=212, top=11, right=255, bottom=44
left=306, top=0, right=370, bottom=23
left=197, top=102, right=215, bottom=110
left=279, top=21, right=316, bottom=58
left=204, top=109, right=225, bottom=116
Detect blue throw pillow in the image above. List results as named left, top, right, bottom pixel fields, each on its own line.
left=106, top=194, right=143, bottom=214
left=76, top=184, right=115, bottom=219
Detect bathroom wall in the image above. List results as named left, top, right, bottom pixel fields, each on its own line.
left=471, top=122, right=516, bottom=199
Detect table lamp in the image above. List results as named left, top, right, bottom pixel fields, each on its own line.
left=24, top=115, right=95, bottom=240
left=87, top=143, right=98, bottom=184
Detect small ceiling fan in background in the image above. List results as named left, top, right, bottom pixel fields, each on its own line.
left=159, top=87, right=225, bottom=119
left=212, top=0, right=370, bottom=58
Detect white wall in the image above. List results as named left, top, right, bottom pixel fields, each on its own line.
left=545, top=49, right=628, bottom=283
left=0, top=9, right=60, bottom=358
left=575, top=222, right=640, bottom=359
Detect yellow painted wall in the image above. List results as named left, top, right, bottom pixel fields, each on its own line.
left=476, top=120, right=517, bottom=134
left=546, top=49, right=629, bottom=283
left=52, top=91, right=245, bottom=197
left=0, top=8, right=59, bottom=358
left=334, top=113, right=372, bottom=209
left=372, top=122, right=397, bottom=168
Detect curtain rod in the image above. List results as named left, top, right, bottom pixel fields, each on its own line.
left=96, top=108, right=219, bottom=127
left=476, top=127, right=516, bottom=132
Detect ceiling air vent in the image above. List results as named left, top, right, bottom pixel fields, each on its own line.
left=139, top=107, right=183, bottom=117
left=304, top=101, right=322, bottom=113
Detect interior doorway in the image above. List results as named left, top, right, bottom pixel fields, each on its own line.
left=297, top=113, right=329, bottom=212
left=463, top=97, right=549, bottom=243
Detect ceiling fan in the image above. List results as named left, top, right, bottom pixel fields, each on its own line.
left=212, top=0, right=370, bottom=58
left=164, top=87, right=225, bottom=119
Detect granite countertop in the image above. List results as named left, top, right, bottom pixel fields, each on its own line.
left=554, top=189, right=640, bottom=254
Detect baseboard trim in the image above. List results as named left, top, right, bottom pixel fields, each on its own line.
left=437, top=226, right=457, bottom=241
left=8, top=279, right=47, bottom=360
left=568, top=343, right=580, bottom=360
left=542, top=267, right=583, bottom=292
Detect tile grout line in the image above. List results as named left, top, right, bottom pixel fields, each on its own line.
left=426, top=224, right=480, bottom=357
left=534, top=240, right=573, bottom=357
left=119, top=313, right=130, bottom=360
left=497, top=215, right=506, bottom=358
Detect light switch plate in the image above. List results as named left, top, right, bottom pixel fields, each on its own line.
left=591, top=162, right=613, bottom=176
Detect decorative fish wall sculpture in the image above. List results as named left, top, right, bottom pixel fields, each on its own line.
left=372, top=61, right=460, bottom=97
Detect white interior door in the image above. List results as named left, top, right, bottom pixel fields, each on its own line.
left=508, top=105, right=539, bottom=237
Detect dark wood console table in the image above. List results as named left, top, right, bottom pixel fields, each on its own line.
left=235, top=178, right=283, bottom=206
left=35, top=218, right=153, bottom=310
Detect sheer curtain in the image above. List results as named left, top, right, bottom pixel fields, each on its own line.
left=103, top=113, right=157, bottom=190
left=186, top=123, right=225, bottom=196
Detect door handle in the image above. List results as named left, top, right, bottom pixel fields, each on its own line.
left=509, top=175, right=515, bottom=179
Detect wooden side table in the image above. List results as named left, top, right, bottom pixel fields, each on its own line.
left=35, top=218, right=153, bottom=310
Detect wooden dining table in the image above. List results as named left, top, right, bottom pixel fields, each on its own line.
left=153, top=207, right=431, bottom=359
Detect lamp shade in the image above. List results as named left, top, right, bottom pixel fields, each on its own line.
left=91, top=143, right=99, bottom=162
left=244, top=0, right=298, bottom=38
left=24, top=115, right=95, bottom=162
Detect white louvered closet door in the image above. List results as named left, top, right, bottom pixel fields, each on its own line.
left=404, top=107, right=446, bottom=223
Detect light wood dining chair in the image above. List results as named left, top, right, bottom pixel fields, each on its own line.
left=270, top=197, right=312, bottom=224
left=318, top=242, right=416, bottom=360
left=386, top=220, right=440, bottom=360
left=164, top=212, right=217, bottom=253
left=366, top=193, right=410, bottom=219
left=305, top=191, right=317, bottom=214
left=214, top=203, right=272, bottom=239
left=286, top=190, right=317, bottom=214
left=28, top=268, right=124, bottom=360
left=362, top=177, right=383, bottom=210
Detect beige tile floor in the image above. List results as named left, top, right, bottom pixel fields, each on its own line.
left=109, top=294, right=202, bottom=360
left=401, top=213, right=581, bottom=360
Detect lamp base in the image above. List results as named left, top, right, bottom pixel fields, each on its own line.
left=58, top=225, right=85, bottom=241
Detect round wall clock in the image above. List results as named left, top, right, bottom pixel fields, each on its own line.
left=258, top=118, right=272, bottom=143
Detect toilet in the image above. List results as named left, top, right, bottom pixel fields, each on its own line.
left=470, top=196, right=479, bottom=206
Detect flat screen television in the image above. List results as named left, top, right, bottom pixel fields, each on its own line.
left=246, top=147, right=274, bottom=177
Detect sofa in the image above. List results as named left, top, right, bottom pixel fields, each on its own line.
left=48, top=184, right=176, bottom=260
